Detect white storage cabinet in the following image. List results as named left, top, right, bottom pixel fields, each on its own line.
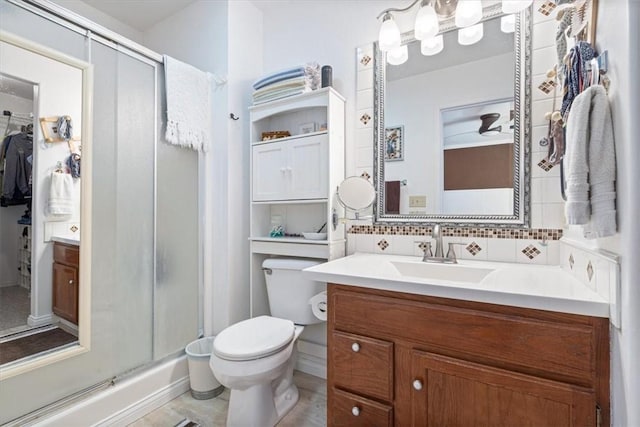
left=249, top=88, right=345, bottom=316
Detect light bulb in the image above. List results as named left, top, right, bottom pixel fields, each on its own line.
left=414, top=4, right=439, bottom=40
left=421, top=35, right=444, bottom=56
left=387, top=44, right=408, bottom=65
left=455, top=0, right=483, bottom=28
left=458, top=22, right=484, bottom=45
left=501, top=14, right=515, bottom=33
left=379, top=13, right=401, bottom=52
left=502, top=0, right=533, bottom=14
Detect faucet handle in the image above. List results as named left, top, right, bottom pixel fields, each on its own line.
left=415, top=241, right=433, bottom=259
left=446, top=242, right=465, bottom=263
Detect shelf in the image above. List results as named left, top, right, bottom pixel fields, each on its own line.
left=252, top=130, right=327, bottom=146
left=251, top=198, right=328, bottom=205
left=249, top=87, right=345, bottom=114
left=250, top=236, right=328, bottom=245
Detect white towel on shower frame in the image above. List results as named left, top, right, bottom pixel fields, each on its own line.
left=163, top=55, right=212, bottom=152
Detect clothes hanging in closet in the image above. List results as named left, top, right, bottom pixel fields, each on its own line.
left=0, top=131, right=33, bottom=206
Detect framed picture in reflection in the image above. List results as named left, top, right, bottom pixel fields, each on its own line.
left=385, top=125, right=403, bottom=161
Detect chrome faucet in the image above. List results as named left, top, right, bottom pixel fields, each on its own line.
left=432, top=224, right=444, bottom=258
left=419, top=224, right=460, bottom=264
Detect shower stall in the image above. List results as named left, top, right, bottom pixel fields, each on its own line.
left=0, top=0, right=202, bottom=422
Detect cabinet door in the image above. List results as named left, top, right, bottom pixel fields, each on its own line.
left=410, top=350, right=595, bottom=427
left=52, top=262, right=79, bottom=324
left=252, top=141, right=288, bottom=201
left=288, top=135, right=328, bottom=199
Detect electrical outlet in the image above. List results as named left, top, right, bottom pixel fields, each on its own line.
left=409, top=195, right=427, bottom=208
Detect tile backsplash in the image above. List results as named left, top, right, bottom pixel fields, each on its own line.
left=347, top=226, right=560, bottom=265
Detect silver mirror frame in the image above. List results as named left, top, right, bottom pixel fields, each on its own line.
left=373, top=6, right=532, bottom=227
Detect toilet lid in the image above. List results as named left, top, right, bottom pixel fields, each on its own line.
left=213, top=316, right=295, bottom=361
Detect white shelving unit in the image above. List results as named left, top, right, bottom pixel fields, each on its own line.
left=249, top=87, right=345, bottom=317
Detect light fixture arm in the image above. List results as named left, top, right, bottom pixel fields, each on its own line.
left=376, top=0, right=426, bottom=20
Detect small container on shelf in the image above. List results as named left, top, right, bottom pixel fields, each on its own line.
left=269, top=215, right=285, bottom=238
left=261, top=130, right=290, bottom=141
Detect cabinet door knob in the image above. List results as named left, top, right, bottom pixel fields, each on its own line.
left=279, top=167, right=286, bottom=173
left=351, top=406, right=360, bottom=416
left=351, top=342, right=360, bottom=352
left=413, top=379, right=423, bottom=390
left=68, top=279, right=74, bottom=285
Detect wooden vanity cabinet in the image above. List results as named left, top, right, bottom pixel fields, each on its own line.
left=327, top=284, right=610, bottom=427
left=52, top=242, right=79, bottom=324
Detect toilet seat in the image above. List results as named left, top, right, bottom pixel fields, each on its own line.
left=213, top=316, right=294, bottom=361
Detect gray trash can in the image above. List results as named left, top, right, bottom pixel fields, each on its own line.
left=185, top=336, right=224, bottom=400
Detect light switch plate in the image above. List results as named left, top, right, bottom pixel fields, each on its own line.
left=409, top=195, right=427, bottom=208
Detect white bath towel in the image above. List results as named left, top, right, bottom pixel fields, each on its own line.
left=163, top=55, right=212, bottom=152
left=564, top=85, right=617, bottom=238
left=48, top=171, right=74, bottom=217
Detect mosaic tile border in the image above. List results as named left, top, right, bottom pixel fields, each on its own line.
left=348, top=225, right=563, bottom=240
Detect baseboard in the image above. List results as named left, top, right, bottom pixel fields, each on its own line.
left=27, top=313, right=54, bottom=327
left=98, top=376, right=190, bottom=426
left=296, top=340, right=327, bottom=379
left=34, top=355, right=190, bottom=426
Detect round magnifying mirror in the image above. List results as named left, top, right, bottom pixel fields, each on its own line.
left=337, top=176, right=376, bottom=212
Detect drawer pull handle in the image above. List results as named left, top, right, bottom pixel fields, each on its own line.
left=351, top=406, right=360, bottom=416
left=413, top=379, right=423, bottom=390
left=351, top=342, right=360, bottom=352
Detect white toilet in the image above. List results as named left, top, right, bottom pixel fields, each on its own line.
left=209, top=258, right=325, bottom=427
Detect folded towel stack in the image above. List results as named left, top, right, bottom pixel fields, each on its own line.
left=252, top=63, right=320, bottom=105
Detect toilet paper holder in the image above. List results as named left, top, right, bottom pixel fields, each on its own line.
left=309, top=291, right=328, bottom=321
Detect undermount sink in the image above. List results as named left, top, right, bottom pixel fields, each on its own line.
left=390, top=261, right=495, bottom=283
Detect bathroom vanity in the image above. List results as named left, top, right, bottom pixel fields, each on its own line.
left=304, top=254, right=610, bottom=426
left=52, top=239, right=80, bottom=324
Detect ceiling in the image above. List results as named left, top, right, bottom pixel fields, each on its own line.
left=0, top=74, right=34, bottom=100
left=78, top=0, right=198, bottom=31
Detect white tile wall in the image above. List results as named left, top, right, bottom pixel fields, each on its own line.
left=348, top=5, right=572, bottom=266
left=559, top=238, right=620, bottom=327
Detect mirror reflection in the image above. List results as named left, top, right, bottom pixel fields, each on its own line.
left=0, top=36, right=86, bottom=367
left=375, top=10, right=530, bottom=225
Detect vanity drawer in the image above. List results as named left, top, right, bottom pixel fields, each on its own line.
left=53, top=243, right=79, bottom=267
left=330, top=388, right=393, bottom=427
left=331, top=331, right=393, bottom=402
left=331, top=288, right=595, bottom=386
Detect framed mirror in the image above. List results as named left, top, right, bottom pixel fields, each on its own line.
left=0, top=30, right=92, bottom=378
left=373, top=5, right=531, bottom=226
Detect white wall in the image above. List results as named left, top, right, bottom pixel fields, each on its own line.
left=386, top=52, right=513, bottom=213
left=590, top=1, right=638, bottom=425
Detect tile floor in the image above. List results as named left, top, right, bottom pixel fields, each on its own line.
left=129, top=371, right=327, bottom=427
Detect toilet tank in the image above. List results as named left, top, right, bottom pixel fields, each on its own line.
left=263, top=258, right=325, bottom=325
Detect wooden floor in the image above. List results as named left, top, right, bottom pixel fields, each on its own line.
left=129, top=371, right=326, bottom=427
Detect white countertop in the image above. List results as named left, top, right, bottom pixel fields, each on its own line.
left=51, top=235, right=80, bottom=246
left=303, top=253, right=609, bottom=318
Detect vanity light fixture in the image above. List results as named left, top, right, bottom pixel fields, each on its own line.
left=377, top=0, right=531, bottom=65
left=501, top=14, right=516, bottom=33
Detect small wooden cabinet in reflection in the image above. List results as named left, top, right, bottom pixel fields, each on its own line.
left=52, top=242, right=79, bottom=324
